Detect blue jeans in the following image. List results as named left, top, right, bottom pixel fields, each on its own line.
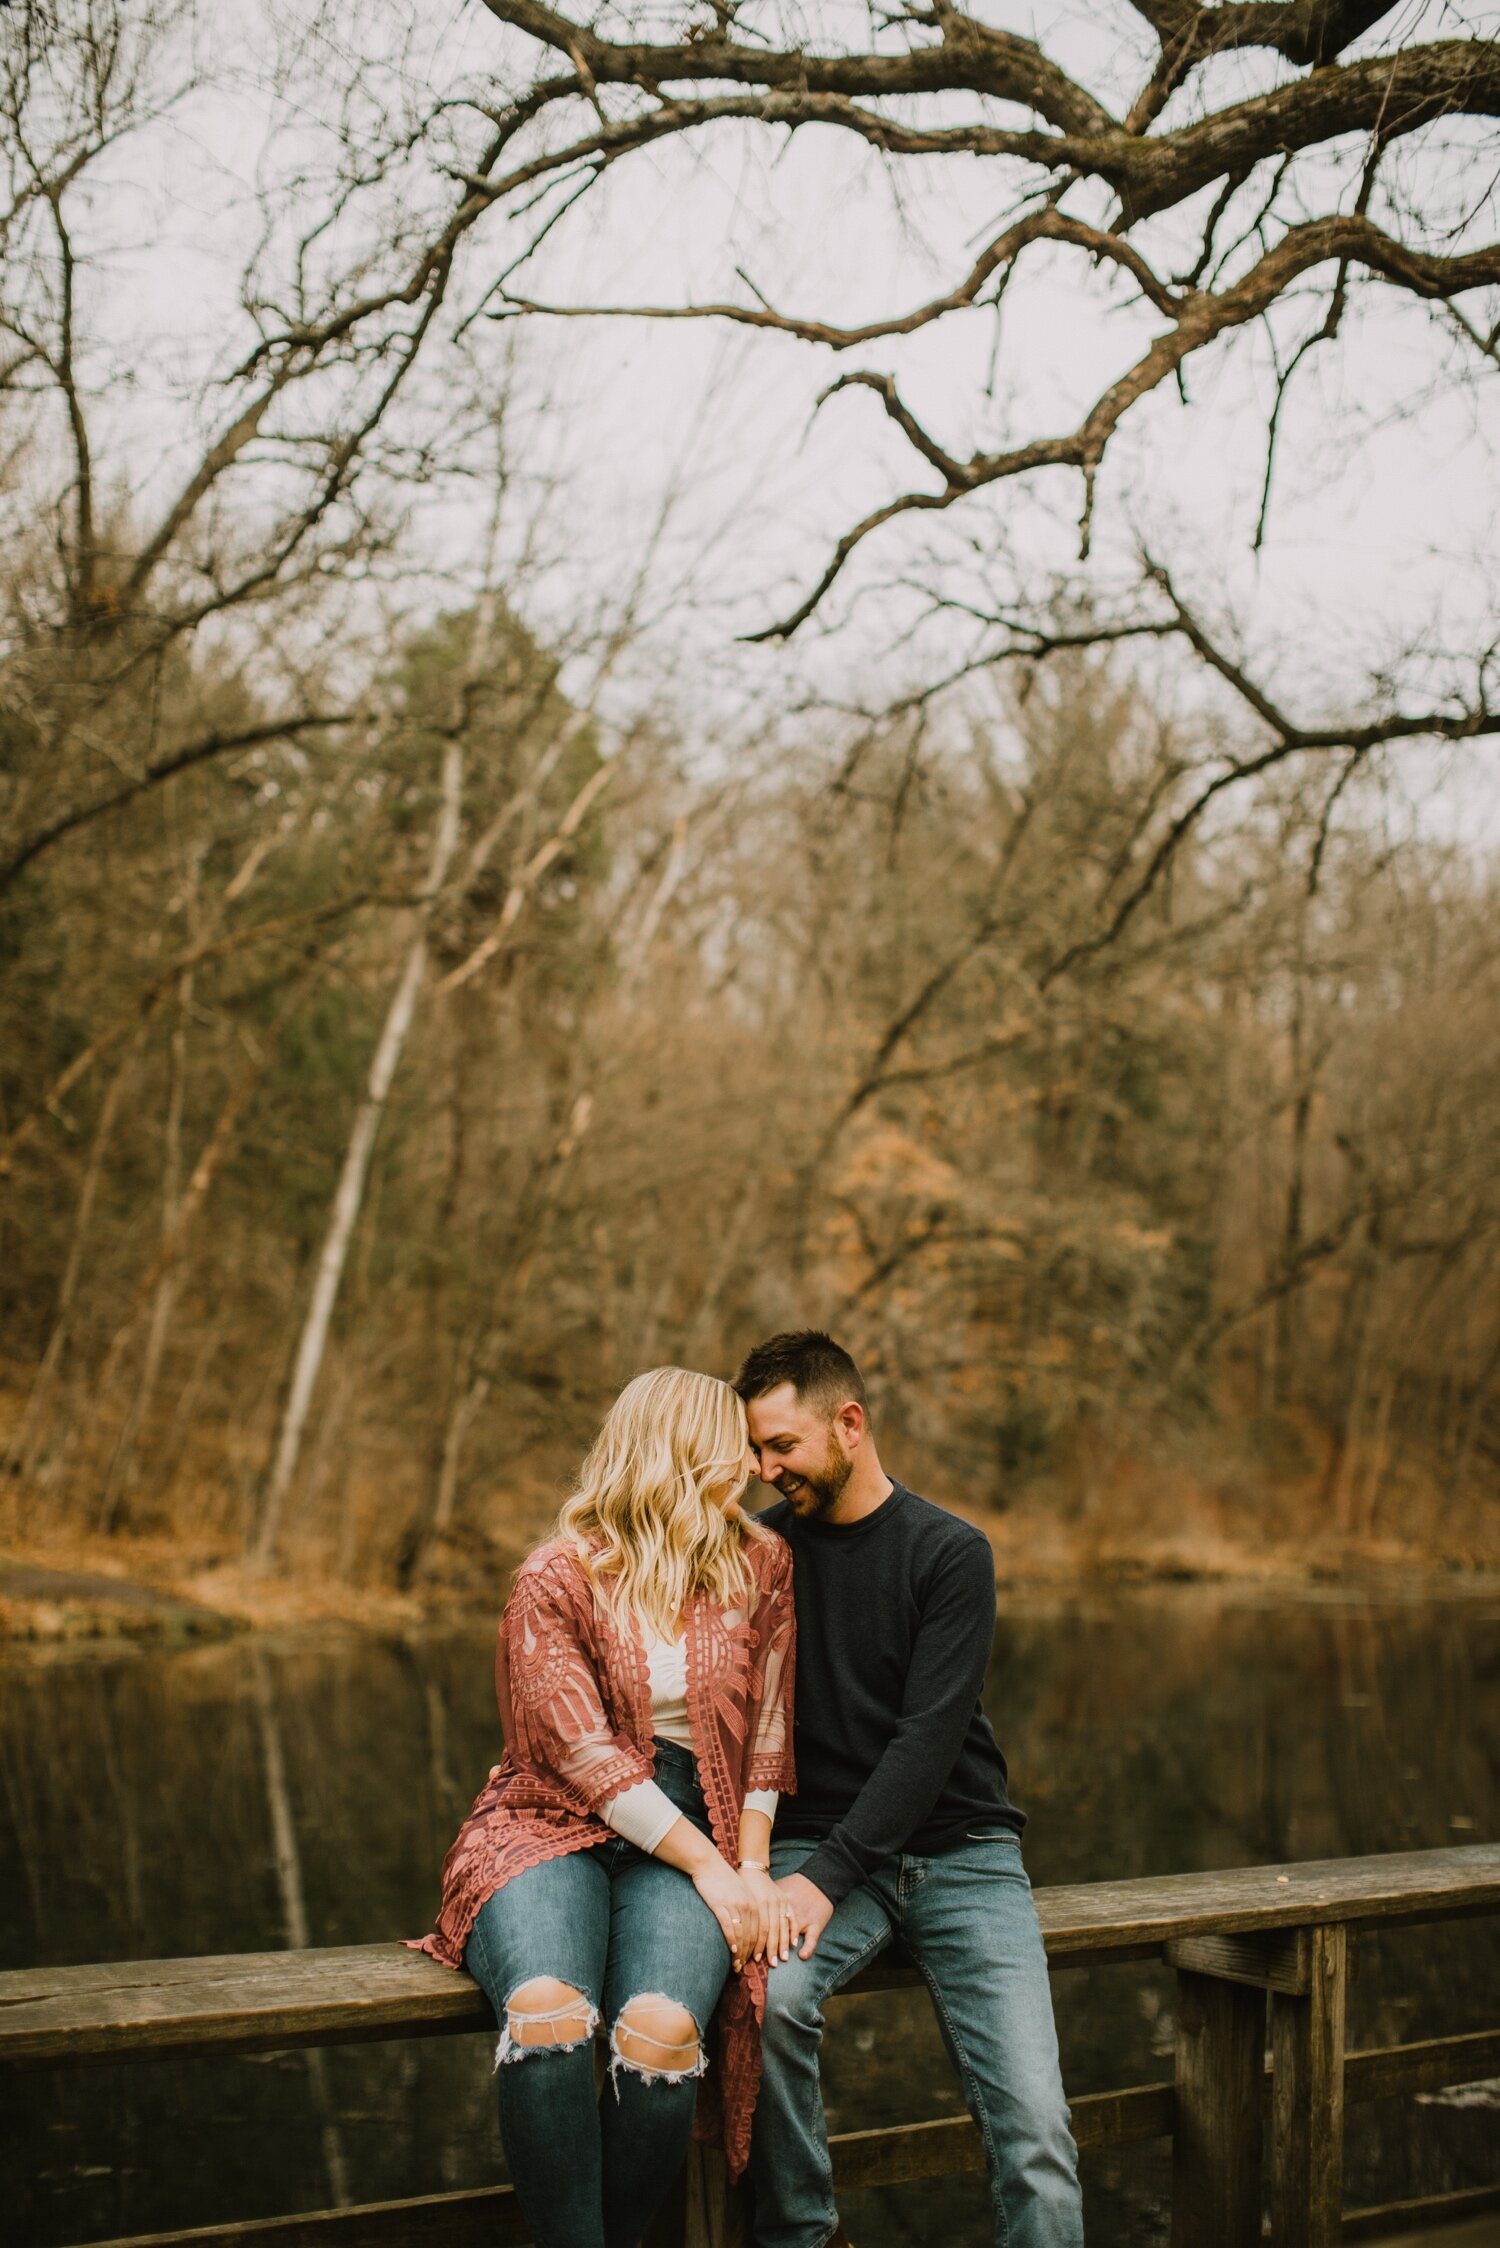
left=747, top=1831, right=1083, bottom=2248
left=463, top=1739, right=732, bottom=2248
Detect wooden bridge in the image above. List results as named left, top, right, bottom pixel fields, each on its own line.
left=4, top=1844, right=1498, bottom=2248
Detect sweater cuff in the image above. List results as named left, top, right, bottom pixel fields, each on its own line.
left=601, top=1778, right=681, bottom=1855
left=794, top=1834, right=863, bottom=1907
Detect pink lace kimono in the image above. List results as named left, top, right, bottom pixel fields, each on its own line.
left=410, top=1527, right=796, bottom=2177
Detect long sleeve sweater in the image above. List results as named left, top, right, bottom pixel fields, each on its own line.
left=755, top=1480, right=1022, bottom=1904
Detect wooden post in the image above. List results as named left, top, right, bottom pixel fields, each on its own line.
left=682, top=2146, right=741, bottom=2248
left=1170, top=1968, right=1265, bottom=2248
left=1270, top=1923, right=1347, bottom=2248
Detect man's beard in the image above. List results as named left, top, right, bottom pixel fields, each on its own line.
left=781, top=1430, right=853, bottom=1517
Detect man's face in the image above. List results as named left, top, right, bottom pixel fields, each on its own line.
left=746, top=1383, right=857, bottom=1518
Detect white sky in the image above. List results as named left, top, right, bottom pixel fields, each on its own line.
left=25, top=0, right=1500, bottom=838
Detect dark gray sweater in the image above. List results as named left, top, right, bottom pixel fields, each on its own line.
left=757, top=1480, right=1022, bottom=1904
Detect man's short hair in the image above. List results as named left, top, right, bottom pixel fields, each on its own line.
left=733, top=1330, right=868, bottom=1421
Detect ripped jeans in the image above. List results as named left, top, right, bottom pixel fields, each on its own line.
left=463, top=1739, right=731, bottom=2248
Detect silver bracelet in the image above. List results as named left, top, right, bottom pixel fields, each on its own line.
left=738, top=1857, right=770, bottom=1873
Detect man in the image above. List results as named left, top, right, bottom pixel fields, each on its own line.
left=734, top=1330, right=1083, bottom=2248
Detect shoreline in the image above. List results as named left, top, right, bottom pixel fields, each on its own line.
left=4, top=1525, right=1499, bottom=1652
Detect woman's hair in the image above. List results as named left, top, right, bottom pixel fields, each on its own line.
left=556, top=1366, right=759, bottom=1635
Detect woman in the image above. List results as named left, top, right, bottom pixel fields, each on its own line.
left=411, top=1366, right=797, bottom=2248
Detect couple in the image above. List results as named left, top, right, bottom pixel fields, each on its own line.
left=414, top=1331, right=1083, bottom=2248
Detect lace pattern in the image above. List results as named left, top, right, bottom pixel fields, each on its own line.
left=408, top=1528, right=796, bottom=2178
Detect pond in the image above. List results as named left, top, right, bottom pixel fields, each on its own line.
left=3, top=1582, right=1498, bottom=2247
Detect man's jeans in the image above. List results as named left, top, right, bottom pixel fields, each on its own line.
left=747, top=1832, right=1083, bottom=2248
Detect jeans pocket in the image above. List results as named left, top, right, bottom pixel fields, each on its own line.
left=940, top=1832, right=1028, bottom=1880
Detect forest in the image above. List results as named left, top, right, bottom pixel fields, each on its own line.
left=6, top=589, right=1497, bottom=1591
left=3, top=0, right=1498, bottom=1603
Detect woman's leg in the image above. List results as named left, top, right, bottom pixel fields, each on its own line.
left=463, top=1848, right=612, bottom=2248
left=598, top=1846, right=733, bottom=2248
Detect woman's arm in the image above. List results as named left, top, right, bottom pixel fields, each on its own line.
left=738, top=1805, right=774, bottom=1868
left=735, top=1802, right=793, bottom=1964
left=497, top=1556, right=655, bottom=1811
left=652, top=1813, right=760, bottom=1968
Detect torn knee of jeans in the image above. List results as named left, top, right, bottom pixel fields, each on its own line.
left=494, top=1977, right=599, bottom=2070
left=608, top=1993, right=708, bottom=2089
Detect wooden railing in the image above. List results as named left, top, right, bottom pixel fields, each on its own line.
left=5, top=1845, right=1499, bottom=2248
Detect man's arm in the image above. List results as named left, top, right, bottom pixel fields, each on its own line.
left=784, top=1536, right=996, bottom=1945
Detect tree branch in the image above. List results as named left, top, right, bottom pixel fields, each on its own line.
left=0, top=713, right=364, bottom=895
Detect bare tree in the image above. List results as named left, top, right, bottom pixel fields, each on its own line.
left=251, top=736, right=465, bottom=1568
left=463, top=3, right=1500, bottom=627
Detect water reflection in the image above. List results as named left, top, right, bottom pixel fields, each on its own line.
left=3, top=1587, right=1497, bottom=2246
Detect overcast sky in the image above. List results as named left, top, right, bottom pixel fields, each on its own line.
left=33, top=0, right=1500, bottom=834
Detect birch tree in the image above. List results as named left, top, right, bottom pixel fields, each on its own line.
left=250, top=737, right=465, bottom=1568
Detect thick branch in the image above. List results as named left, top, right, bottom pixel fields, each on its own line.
left=476, top=0, right=1119, bottom=137
left=471, top=8, right=1500, bottom=232
left=0, top=713, right=362, bottom=894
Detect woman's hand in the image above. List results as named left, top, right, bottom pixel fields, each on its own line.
left=690, top=1854, right=759, bottom=1970
left=740, top=1864, right=797, bottom=1965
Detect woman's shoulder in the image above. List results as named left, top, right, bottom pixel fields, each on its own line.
left=741, top=1518, right=794, bottom=1591
left=510, top=1538, right=590, bottom=1602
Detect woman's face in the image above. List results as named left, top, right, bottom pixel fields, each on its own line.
left=714, top=1443, right=756, bottom=1516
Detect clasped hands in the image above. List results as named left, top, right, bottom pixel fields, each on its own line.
left=693, top=1857, right=834, bottom=1970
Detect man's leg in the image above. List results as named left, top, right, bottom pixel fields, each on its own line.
left=745, top=1839, right=894, bottom=2248
left=899, top=1831, right=1083, bottom=2248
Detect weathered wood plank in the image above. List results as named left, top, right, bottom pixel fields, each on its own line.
left=822, top=2080, right=1175, bottom=2190
left=51, top=2047, right=1500, bottom=2248
left=826, top=2113, right=987, bottom=2188
left=1035, top=1845, right=1500, bottom=1961
left=1345, top=2026, right=1500, bottom=2106
left=1170, top=1970, right=1264, bottom=2248
left=0, top=1946, right=491, bottom=2069
left=1270, top=1924, right=1347, bottom=2248
left=5, top=1849, right=1495, bottom=2073
left=1340, top=2181, right=1500, bottom=2240
left=47, top=2088, right=1180, bottom=2248
left=1165, top=1929, right=1309, bottom=1994
left=57, top=2163, right=1500, bottom=2248
left=77, top=2184, right=528, bottom=2248
left=1070, top=2080, right=1177, bottom=2149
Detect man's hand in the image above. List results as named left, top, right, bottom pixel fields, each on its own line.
left=775, top=1871, right=835, bottom=1959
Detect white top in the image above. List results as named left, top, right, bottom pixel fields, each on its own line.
left=601, top=1628, right=779, bottom=1854
left=642, top=1627, right=693, bottom=1750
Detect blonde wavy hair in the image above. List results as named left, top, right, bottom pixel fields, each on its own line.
left=556, top=1367, right=760, bottom=1636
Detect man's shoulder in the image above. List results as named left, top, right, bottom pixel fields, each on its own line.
left=892, top=1483, right=992, bottom=1555
left=890, top=1486, right=996, bottom=1594
left=753, top=1496, right=796, bottom=1538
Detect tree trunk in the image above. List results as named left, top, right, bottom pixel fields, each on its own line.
left=94, top=958, right=327, bottom=1535
left=1325, top=1246, right=1380, bottom=1536
left=97, top=963, right=193, bottom=1530
left=430, top=1334, right=487, bottom=1542
left=7, top=1029, right=144, bottom=1491
left=250, top=741, right=464, bottom=1570
left=1273, top=1078, right=1315, bottom=1403
left=399, top=1088, right=595, bottom=1587
left=1449, top=1325, right=1500, bottom=1507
